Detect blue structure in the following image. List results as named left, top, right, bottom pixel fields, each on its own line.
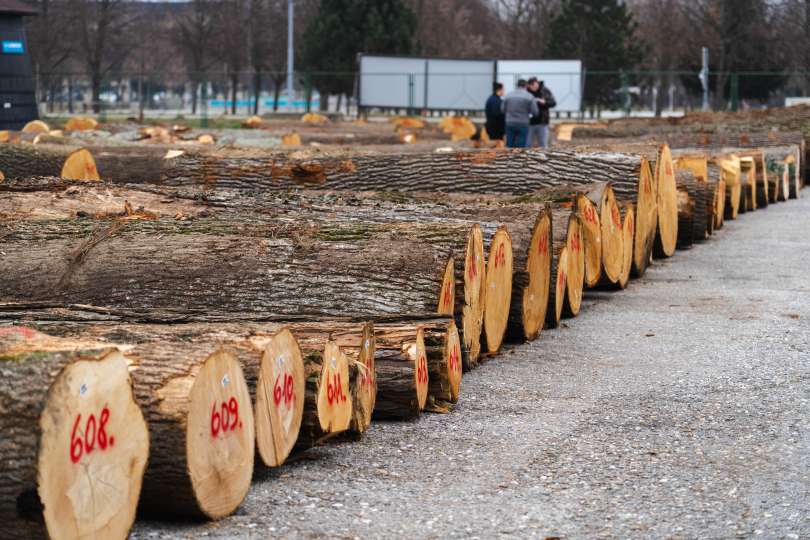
left=0, top=0, right=37, bottom=130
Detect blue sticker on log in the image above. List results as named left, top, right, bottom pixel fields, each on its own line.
left=2, top=41, right=24, bottom=54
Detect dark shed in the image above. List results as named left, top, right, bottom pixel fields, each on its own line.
left=0, top=0, right=38, bottom=130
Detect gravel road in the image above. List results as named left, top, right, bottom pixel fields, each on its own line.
left=134, top=191, right=810, bottom=539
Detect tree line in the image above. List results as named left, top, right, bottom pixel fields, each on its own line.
left=24, top=0, right=810, bottom=113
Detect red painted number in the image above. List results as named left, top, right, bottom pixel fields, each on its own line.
left=611, top=206, right=622, bottom=229
left=70, top=406, right=113, bottom=464
left=448, top=346, right=461, bottom=373
left=583, top=205, right=597, bottom=224
left=493, top=244, right=506, bottom=268
left=467, top=255, right=477, bottom=280
left=327, top=373, right=347, bottom=405
left=643, top=176, right=652, bottom=194
left=211, top=397, right=241, bottom=438
left=416, top=355, right=428, bottom=385
left=558, top=270, right=566, bottom=289
left=273, top=373, right=295, bottom=408
left=442, top=285, right=453, bottom=309
left=537, top=234, right=548, bottom=255
left=570, top=234, right=581, bottom=253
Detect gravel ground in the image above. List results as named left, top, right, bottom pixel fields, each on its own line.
left=134, top=191, right=810, bottom=539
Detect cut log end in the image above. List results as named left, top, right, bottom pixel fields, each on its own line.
left=253, top=329, right=305, bottom=468
left=564, top=216, right=585, bottom=317
left=548, top=247, right=569, bottom=328
left=520, top=211, right=552, bottom=340
left=186, top=348, right=255, bottom=520
left=461, top=224, right=485, bottom=369
left=61, top=149, right=100, bottom=181
left=349, top=323, right=377, bottom=434
left=483, top=227, right=513, bottom=354
left=36, top=347, right=148, bottom=540
left=600, top=185, right=624, bottom=285
left=316, top=341, right=353, bottom=434
left=443, top=322, right=462, bottom=403
left=577, top=193, right=602, bottom=288
left=655, top=144, right=679, bottom=258
left=436, top=257, right=455, bottom=315
left=632, top=158, right=657, bottom=277
left=618, top=205, right=635, bottom=289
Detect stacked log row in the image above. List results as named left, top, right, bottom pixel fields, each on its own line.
left=0, top=327, right=149, bottom=539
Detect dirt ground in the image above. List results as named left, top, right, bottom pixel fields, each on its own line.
left=133, top=189, right=810, bottom=539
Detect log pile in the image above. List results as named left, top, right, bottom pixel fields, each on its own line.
left=0, top=108, right=805, bottom=537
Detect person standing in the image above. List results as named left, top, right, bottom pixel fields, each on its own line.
left=501, top=79, right=539, bottom=148
left=527, top=77, right=557, bottom=148
left=484, top=82, right=505, bottom=141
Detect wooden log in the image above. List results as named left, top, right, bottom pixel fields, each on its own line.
left=653, top=144, right=679, bottom=258
left=482, top=226, right=513, bottom=355
left=707, top=163, right=726, bottom=230
left=295, top=341, right=353, bottom=449
left=424, top=320, right=462, bottom=405
left=371, top=324, right=429, bottom=420
left=546, top=210, right=583, bottom=327
left=617, top=205, right=635, bottom=289
left=675, top=170, right=711, bottom=245
left=738, top=156, right=757, bottom=213
left=587, top=183, right=624, bottom=287
left=0, top=327, right=149, bottom=539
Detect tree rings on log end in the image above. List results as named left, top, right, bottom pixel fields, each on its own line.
left=654, top=144, right=679, bottom=258
left=520, top=211, right=552, bottom=341
left=461, top=224, right=485, bottom=369
left=61, top=149, right=101, bottom=181
left=349, top=323, right=377, bottom=434
left=577, top=193, right=602, bottom=288
left=617, top=205, right=635, bottom=290
left=316, top=341, right=353, bottom=434
left=436, top=257, right=455, bottom=316
left=600, top=185, right=624, bottom=285
left=412, top=328, right=429, bottom=411
left=37, top=348, right=148, bottom=540
left=483, top=226, right=513, bottom=354
left=253, top=329, right=305, bottom=468
left=186, top=348, right=255, bottom=519
left=632, top=158, right=657, bottom=278
left=564, top=216, right=585, bottom=317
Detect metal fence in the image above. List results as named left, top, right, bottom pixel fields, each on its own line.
left=28, top=70, right=810, bottom=120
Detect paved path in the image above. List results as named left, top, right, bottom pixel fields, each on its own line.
left=135, top=191, right=810, bottom=539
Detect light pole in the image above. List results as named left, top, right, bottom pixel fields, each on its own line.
left=287, top=0, right=295, bottom=112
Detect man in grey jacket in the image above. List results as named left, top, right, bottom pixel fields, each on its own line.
left=501, top=79, right=539, bottom=148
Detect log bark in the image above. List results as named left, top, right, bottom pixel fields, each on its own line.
left=675, top=170, right=710, bottom=245
left=0, top=327, right=148, bottom=540
left=371, top=324, right=428, bottom=420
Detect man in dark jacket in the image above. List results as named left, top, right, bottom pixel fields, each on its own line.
left=527, top=77, right=556, bottom=148
left=484, top=82, right=505, bottom=141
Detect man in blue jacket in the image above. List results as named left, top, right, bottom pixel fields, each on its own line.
left=484, top=83, right=505, bottom=142
left=501, top=80, right=539, bottom=148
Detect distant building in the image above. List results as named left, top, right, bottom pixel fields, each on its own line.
left=0, top=0, right=38, bottom=130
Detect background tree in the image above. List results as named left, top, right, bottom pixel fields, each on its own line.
left=547, top=0, right=642, bottom=113
left=69, top=0, right=134, bottom=113
left=172, top=0, right=217, bottom=115
left=302, top=0, right=417, bottom=109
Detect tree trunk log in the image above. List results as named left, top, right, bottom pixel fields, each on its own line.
left=371, top=324, right=428, bottom=420
left=546, top=210, right=583, bottom=327
left=295, top=341, right=353, bottom=450
left=0, top=327, right=149, bottom=540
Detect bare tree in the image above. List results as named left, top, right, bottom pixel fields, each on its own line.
left=172, top=0, right=218, bottom=114
left=70, top=0, right=134, bottom=113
